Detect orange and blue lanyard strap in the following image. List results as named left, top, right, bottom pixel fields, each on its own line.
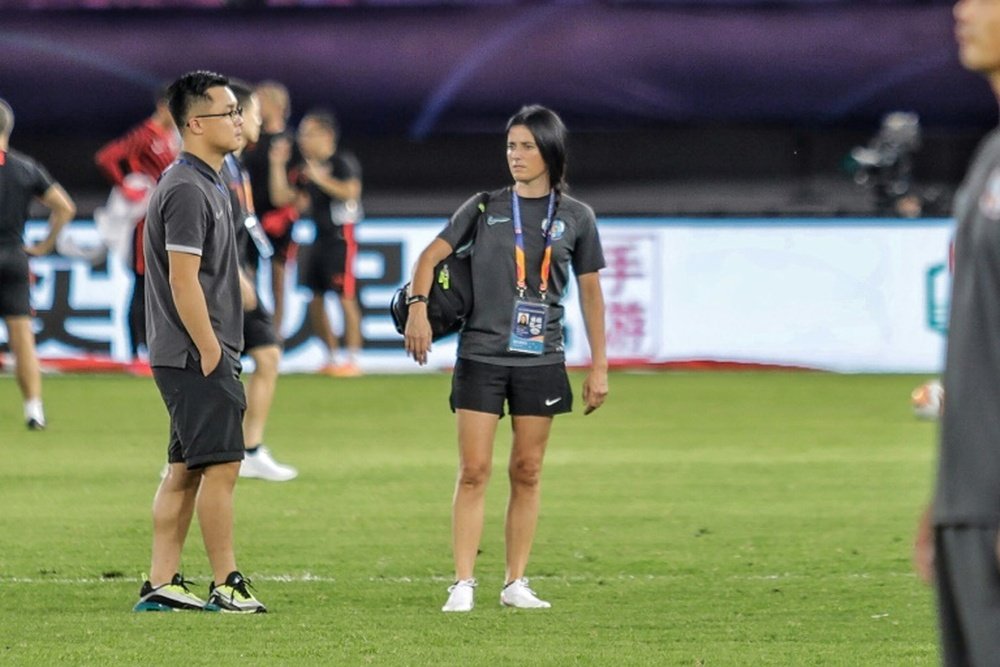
left=240, top=167, right=256, bottom=216
left=511, top=189, right=557, bottom=299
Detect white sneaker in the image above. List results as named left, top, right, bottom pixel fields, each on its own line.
left=441, top=578, right=476, bottom=612
left=24, top=399, right=45, bottom=430
left=240, top=446, right=298, bottom=481
left=500, top=578, right=551, bottom=609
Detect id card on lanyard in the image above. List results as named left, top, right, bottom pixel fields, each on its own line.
left=507, top=189, right=556, bottom=355
left=223, top=155, right=274, bottom=260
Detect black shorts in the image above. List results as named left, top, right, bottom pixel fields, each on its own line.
left=450, top=358, right=573, bottom=417
left=302, top=227, right=356, bottom=298
left=268, top=225, right=295, bottom=264
left=243, top=303, right=279, bottom=352
left=152, top=353, right=247, bottom=469
left=0, top=247, right=32, bottom=317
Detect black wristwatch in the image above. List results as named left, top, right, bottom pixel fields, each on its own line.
left=406, top=294, right=429, bottom=306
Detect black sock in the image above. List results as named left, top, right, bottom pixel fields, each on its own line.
left=245, top=445, right=260, bottom=455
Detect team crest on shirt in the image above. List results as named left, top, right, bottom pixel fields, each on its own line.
left=979, top=167, right=1000, bottom=220
left=541, top=218, right=566, bottom=240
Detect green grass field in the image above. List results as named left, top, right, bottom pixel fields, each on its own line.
left=0, top=371, right=939, bottom=665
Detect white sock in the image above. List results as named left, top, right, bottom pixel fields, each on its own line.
left=24, top=398, right=45, bottom=424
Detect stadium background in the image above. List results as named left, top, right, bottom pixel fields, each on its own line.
left=0, top=2, right=965, bottom=663
left=0, top=0, right=986, bottom=371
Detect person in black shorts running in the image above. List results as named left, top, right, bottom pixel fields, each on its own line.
left=135, top=71, right=265, bottom=614
left=0, top=98, right=76, bottom=430
left=405, top=105, right=609, bottom=612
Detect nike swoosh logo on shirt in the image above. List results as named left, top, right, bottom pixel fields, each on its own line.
left=487, top=215, right=511, bottom=226
left=544, top=398, right=562, bottom=406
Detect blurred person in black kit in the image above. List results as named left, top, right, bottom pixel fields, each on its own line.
left=0, top=98, right=76, bottom=430
left=240, top=80, right=299, bottom=338
left=220, top=80, right=297, bottom=482
left=94, top=87, right=180, bottom=374
left=913, top=0, right=1000, bottom=663
left=270, top=109, right=364, bottom=377
left=405, top=105, right=608, bottom=612
left=135, top=71, right=264, bottom=613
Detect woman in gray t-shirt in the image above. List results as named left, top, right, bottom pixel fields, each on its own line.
left=404, top=105, right=609, bottom=613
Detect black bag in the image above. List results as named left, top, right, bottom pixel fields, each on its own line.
left=391, top=192, right=489, bottom=341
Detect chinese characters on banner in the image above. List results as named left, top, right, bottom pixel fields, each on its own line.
left=4, top=218, right=954, bottom=373
left=599, top=233, right=660, bottom=363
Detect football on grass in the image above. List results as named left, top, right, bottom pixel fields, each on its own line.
left=911, top=379, right=944, bottom=420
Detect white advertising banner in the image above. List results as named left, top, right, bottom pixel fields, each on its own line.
left=3, top=217, right=952, bottom=373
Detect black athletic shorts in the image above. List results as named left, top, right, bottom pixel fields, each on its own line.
left=450, top=358, right=573, bottom=417
left=152, top=353, right=247, bottom=469
left=243, top=303, right=279, bottom=352
left=302, top=228, right=356, bottom=298
left=268, top=224, right=295, bottom=264
left=0, top=247, right=32, bottom=317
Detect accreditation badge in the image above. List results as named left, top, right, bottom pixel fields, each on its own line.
left=508, top=299, right=548, bottom=355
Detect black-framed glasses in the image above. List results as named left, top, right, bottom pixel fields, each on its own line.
left=191, top=106, right=243, bottom=122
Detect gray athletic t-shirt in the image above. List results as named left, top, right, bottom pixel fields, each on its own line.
left=934, top=128, right=1000, bottom=526
left=437, top=188, right=605, bottom=367
left=144, top=152, right=243, bottom=368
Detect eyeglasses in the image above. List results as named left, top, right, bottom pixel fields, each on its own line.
left=191, top=106, right=243, bottom=122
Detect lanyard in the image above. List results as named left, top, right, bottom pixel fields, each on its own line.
left=223, top=154, right=256, bottom=214
left=511, top=189, right=557, bottom=298
left=240, top=167, right=256, bottom=215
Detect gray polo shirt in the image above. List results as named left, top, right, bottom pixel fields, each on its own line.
left=144, top=152, right=243, bottom=368
left=438, top=187, right=605, bottom=367
left=934, top=128, right=1000, bottom=526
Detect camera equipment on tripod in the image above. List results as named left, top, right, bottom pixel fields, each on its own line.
left=848, top=112, right=921, bottom=215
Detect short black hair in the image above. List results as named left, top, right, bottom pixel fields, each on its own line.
left=227, top=78, right=254, bottom=109
left=0, top=98, right=13, bottom=138
left=166, top=70, right=230, bottom=128
left=505, top=105, right=568, bottom=189
left=301, top=109, right=340, bottom=138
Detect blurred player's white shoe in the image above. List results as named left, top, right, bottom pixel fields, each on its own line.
left=500, top=578, right=551, bottom=609
left=24, top=399, right=45, bottom=431
left=442, top=578, right=476, bottom=612
left=240, top=446, right=298, bottom=481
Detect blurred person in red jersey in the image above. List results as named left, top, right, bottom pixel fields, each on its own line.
left=94, top=86, right=180, bottom=375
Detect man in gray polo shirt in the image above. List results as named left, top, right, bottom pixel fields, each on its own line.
left=134, top=71, right=265, bottom=614
left=914, top=2, right=1000, bottom=663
